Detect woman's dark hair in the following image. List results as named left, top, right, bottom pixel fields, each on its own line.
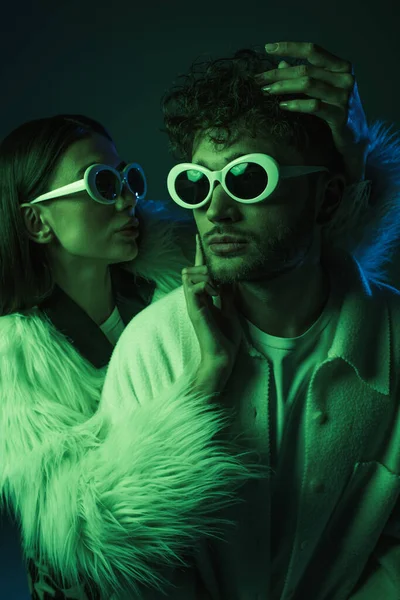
left=160, top=47, right=346, bottom=175
left=0, top=114, right=113, bottom=316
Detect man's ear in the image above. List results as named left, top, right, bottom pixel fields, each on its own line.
left=315, top=173, right=346, bottom=226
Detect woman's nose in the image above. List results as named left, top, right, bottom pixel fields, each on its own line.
left=116, top=185, right=138, bottom=210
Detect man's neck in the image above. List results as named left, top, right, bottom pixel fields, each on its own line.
left=236, top=262, right=330, bottom=338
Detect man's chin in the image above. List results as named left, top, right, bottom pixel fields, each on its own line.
left=208, top=249, right=303, bottom=282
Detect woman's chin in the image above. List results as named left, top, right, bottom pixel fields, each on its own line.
left=124, top=244, right=139, bottom=260
left=110, top=244, right=139, bottom=265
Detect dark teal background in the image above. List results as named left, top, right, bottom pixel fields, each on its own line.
left=1, top=0, right=399, bottom=596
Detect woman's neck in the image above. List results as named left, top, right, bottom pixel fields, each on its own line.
left=53, top=262, right=115, bottom=326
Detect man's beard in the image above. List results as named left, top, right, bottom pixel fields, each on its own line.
left=209, top=196, right=318, bottom=285
left=255, top=214, right=316, bottom=281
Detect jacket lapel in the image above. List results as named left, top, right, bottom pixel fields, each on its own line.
left=39, top=266, right=156, bottom=369
left=281, top=251, right=393, bottom=597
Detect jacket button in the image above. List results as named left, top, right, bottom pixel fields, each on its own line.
left=300, top=540, right=309, bottom=551
left=312, top=482, right=325, bottom=494
left=313, top=410, right=328, bottom=425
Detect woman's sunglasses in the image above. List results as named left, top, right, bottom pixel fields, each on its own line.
left=30, top=163, right=147, bottom=206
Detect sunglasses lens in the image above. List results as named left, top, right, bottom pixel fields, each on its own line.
left=95, top=170, right=119, bottom=202
left=126, top=166, right=145, bottom=198
left=226, top=162, right=268, bottom=199
left=174, top=169, right=210, bottom=205
left=174, top=162, right=268, bottom=205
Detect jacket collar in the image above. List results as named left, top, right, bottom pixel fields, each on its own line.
left=241, top=250, right=391, bottom=397
left=325, top=250, right=391, bottom=396
left=39, top=266, right=155, bottom=369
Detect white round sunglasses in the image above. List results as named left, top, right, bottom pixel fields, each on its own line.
left=27, top=154, right=328, bottom=210
left=29, top=162, right=147, bottom=206
left=167, top=153, right=329, bottom=209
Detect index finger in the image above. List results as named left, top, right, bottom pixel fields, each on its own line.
left=265, top=42, right=352, bottom=74
left=195, top=234, right=204, bottom=266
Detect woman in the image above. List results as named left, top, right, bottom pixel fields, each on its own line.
left=0, top=114, right=265, bottom=599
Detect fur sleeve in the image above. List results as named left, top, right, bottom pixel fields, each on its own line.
left=0, top=311, right=266, bottom=598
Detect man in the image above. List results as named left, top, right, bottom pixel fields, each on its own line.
left=100, top=42, right=400, bottom=599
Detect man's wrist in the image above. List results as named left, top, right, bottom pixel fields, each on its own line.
left=194, top=361, right=232, bottom=394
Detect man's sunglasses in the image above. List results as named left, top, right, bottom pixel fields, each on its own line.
left=167, top=153, right=329, bottom=208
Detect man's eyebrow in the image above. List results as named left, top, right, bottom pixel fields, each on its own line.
left=75, top=160, right=127, bottom=179
left=193, top=152, right=247, bottom=168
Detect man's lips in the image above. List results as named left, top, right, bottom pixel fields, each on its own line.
left=208, top=235, right=247, bottom=245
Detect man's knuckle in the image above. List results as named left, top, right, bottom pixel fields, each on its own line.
left=343, top=73, right=355, bottom=89
left=342, top=89, right=351, bottom=105
left=343, top=60, right=352, bottom=73
left=266, top=68, right=278, bottom=79
left=337, top=106, right=348, bottom=126
left=298, top=64, right=308, bottom=77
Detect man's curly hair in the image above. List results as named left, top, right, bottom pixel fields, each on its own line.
left=160, top=47, right=400, bottom=286
left=160, top=46, right=346, bottom=176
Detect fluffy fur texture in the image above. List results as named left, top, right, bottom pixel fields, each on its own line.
left=127, top=200, right=197, bottom=297
left=0, top=198, right=265, bottom=598
left=328, top=120, right=400, bottom=284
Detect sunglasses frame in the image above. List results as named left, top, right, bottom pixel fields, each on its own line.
left=29, top=162, right=147, bottom=206
left=167, top=153, right=330, bottom=209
